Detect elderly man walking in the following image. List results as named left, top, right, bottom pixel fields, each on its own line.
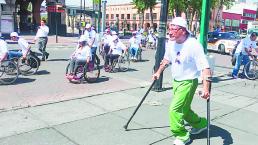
left=152, top=17, right=212, bottom=145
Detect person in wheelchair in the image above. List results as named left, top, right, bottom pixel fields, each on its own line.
left=146, top=31, right=157, bottom=49
left=8, top=32, right=31, bottom=60
left=104, top=35, right=127, bottom=72
left=129, top=31, right=142, bottom=60
left=0, top=34, right=8, bottom=63
left=101, top=29, right=113, bottom=57
left=67, top=36, right=92, bottom=78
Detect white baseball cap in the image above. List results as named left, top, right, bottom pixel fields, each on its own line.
left=111, top=31, right=117, bottom=35
left=85, top=24, right=91, bottom=29
left=170, top=17, right=191, bottom=34
left=10, top=32, right=19, bottom=37
left=112, top=35, right=119, bottom=41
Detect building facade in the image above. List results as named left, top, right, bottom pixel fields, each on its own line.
left=222, top=2, right=257, bottom=32
left=105, top=2, right=162, bottom=31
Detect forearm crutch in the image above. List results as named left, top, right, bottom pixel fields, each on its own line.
left=207, top=80, right=212, bottom=145
left=123, top=80, right=157, bottom=131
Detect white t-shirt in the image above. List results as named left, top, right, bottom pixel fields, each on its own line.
left=18, top=38, right=30, bottom=55
left=235, top=37, right=257, bottom=55
left=102, top=34, right=113, bottom=46
left=147, top=34, right=156, bottom=43
left=0, top=39, right=8, bottom=59
left=110, top=41, right=126, bottom=55
left=164, top=37, right=210, bottom=81
left=35, top=25, right=49, bottom=38
left=129, top=37, right=141, bottom=49
left=73, top=45, right=92, bottom=61
left=84, top=29, right=98, bottom=47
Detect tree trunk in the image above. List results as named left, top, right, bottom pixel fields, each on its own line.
left=32, top=0, right=44, bottom=26
left=150, top=7, right=154, bottom=28
left=141, top=10, right=145, bottom=28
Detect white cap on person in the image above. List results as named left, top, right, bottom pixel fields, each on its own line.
left=112, top=35, right=119, bottom=41
left=111, top=31, right=117, bottom=35
left=85, top=23, right=91, bottom=29
left=10, top=32, right=19, bottom=37
left=170, top=17, right=191, bottom=34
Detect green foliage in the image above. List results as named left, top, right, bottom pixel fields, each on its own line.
left=169, top=0, right=234, bottom=17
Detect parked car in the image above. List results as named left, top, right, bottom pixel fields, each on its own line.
left=208, top=32, right=240, bottom=55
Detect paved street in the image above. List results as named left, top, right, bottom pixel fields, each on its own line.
left=0, top=36, right=258, bottom=145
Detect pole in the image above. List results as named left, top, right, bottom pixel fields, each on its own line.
left=101, top=0, right=107, bottom=36
left=199, top=0, right=211, bottom=145
left=152, top=0, right=169, bottom=91
left=98, top=0, right=101, bottom=33
left=200, top=0, right=211, bottom=54
left=83, top=0, right=86, bottom=22
left=55, top=12, right=58, bottom=43
left=0, top=4, right=2, bottom=33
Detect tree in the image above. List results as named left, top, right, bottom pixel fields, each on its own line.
left=145, top=0, right=157, bottom=29
left=132, top=0, right=148, bottom=28
left=168, top=0, right=234, bottom=32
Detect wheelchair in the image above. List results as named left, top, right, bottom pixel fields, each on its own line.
left=65, top=57, right=100, bottom=83
left=107, top=51, right=130, bottom=73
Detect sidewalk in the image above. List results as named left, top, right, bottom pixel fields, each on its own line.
left=0, top=71, right=257, bottom=145
left=0, top=44, right=258, bottom=144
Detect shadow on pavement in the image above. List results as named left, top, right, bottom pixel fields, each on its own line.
left=212, top=76, right=234, bottom=83
left=125, top=125, right=170, bottom=131
left=0, top=78, right=36, bottom=86
left=124, top=68, right=138, bottom=72
left=131, top=59, right=150, bottom=63
left=191, top=124, right=233, bottom=145
left=36, top=70, right=50, bottom=75
left=47, top=58, right=69, bottom=62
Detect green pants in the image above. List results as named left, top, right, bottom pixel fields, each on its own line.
left=169, top=79, right=207, bottom=141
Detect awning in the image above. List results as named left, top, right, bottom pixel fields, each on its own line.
left=0, top=0, right=6, bottom=4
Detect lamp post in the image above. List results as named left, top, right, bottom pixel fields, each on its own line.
left=152, top=0, right=169, bottom=91
left=101, top=0, right=107, bottom=35
left=0, top=0, right=6, bottom=33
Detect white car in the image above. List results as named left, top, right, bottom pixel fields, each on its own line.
left=208, top=32, right=240, bottom=55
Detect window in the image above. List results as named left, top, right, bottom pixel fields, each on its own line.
left=116, top=14, right=119, bottom=18
left=225, top=19, right=231, bottom=26
left=133, top=14, right=137, bottom=20
left=242, top=20, right=248, bottom=24
left=106, top=14, right=109, bottom=19
left=121, top=14, right=125, bottom=19
left=146, top=13, right=150, bottom=20
left=232, top=20, right=240, bottom=27
left=111, top=14, right=114, bottom=19
left=127, top=14, right=130, bottom=19
left=153, top=13, right=157, bottom=20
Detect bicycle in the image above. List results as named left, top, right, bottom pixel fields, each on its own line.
left=108, top=51, right=130, bottom=73
left=243, top=55, right=258, bottom=80
left=11, top=50, right=40, bottom=75
left=0, top=60, right=19, bottom=85
left=65, top=56, right=100, bottom=83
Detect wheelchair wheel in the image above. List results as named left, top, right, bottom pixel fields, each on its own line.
left=0, top=60, right=19, bottom=85
left=84, top=60, right=100, bottom=83
left=118, top=53, right=130, bottom=72
left=244, top=61, right=258, bottom=80
left=18, top=55, right=39, bottom=75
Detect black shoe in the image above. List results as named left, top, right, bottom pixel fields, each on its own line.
left=45, top=53, right=49, bottom=60
left=41, top=58, right=45, bottom=61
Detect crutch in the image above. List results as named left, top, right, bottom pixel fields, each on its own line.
left=123, top=80, right=157, bottom=131
left=207, top=80, right=212, bottom=145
